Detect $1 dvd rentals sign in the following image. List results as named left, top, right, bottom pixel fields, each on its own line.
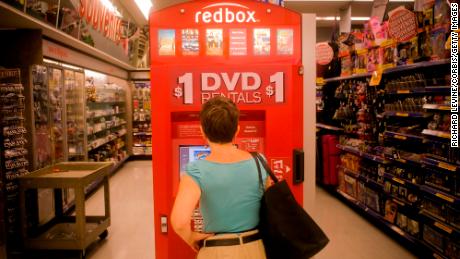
left=171, top=67, right=289, bottom=105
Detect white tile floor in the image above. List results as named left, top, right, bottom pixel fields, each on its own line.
left=86, top=161, right=415, bottom=259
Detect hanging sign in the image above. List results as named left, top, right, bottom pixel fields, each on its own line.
left=315, top=42, right=334, bottom=65
left=388, top=7, right=417, bottom=42
left=79, top=0, right=123, bottom=43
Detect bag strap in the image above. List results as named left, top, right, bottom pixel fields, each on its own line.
left=250, top=152, right=279, bottom=184
left=250, top=152, right=264, bottom=191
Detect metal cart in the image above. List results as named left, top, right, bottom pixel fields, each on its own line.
left=18, top=162, right=113, bottom=258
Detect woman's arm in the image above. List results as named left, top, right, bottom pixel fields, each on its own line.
left=171, top=174, right=213, bottom=251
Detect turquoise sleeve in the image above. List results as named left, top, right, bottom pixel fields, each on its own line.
left=185, top=162, right=202, bottom=189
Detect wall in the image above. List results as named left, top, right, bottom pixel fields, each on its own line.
left=302, top=14, right=316, bottom=212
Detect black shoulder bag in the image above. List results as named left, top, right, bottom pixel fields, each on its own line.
left=251, top=152, right=329, bottom=259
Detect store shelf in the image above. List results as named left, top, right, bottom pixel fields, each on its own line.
left=383, top=59, right=449, bottom=74
left=324, top=72, right=373, bottom=83
left=336, top=189, right=420, bottom=243
left=88, top=122, right=127, bottom=136
left=422, top=129, right=450, bottom=140
left=423, top=104, right=450, bottom=111
left=384, top=131, right=424, bottom=142
left=88, top=132, right=127, bottom=152
left=425, top=86, right=451, bottom=93
left=420, top=185, right=460, bottom=205
left=133, top=152, right=152, bottom=156
left=384, top=111, right=430, bottom=118
left=133, top=144, right=152, bottom=147
left=421, top=157, right=459, bottom=172
left=133, top=132, right=152, bottom=136
left=87, top=112, right=125, bottom=120
left=316, top=123, right=343, bottom=131
left=420, top=211, right=460, bottom=239
left=383, top=173, right=420, bottom=190
left=87, top=101, right=125, bottom=105
left=336, top=144, right=389, bottom=164
left=385, top=88, right=427, bottom=95
left=324, top=60, right=449, bottom=84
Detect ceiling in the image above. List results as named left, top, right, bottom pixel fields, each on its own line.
left=122, top=0, right=415, bottom=27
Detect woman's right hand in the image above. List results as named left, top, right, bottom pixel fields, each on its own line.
left=188, top=232, right=214, bottom=252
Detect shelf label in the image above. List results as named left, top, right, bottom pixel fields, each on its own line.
left=438, top=162, right=457, bottom=172
left=370, top=69, right=383, bottom=86
left=397, top=90, right=410, bottom=94
left=396, top=158, right=407, bottom=163
left=435, top=193, right=455, bottom=203
left=316, top=77, right=325, bottom=85
left=394, top=134, right=407, bottom=140
left=392, top=177, right=405, bottom=185
left=434, top=222, right=453, bottom=234
left=396, top=112, right=409, bottom=117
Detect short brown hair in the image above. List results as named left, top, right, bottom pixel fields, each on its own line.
left=200, top=96, right=239, bottom=143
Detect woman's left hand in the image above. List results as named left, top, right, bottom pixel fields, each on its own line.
left=188, top=232, right=215, bottom=252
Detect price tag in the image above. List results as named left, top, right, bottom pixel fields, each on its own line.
left=397, top=90, right=410, bottom=94
left=435, top=192, right=455, bottom=203
left=369, top=69, right=383, bottom=86
left=438, top=132, right=451, bottom=139
left=434, top=222, right=453, bottom=234
left=392, top=177, right=405, bottom=185
left=394, top=135, right=407, bottom=140
left=396, top=112, right=409, bottom=117
left=439, top=105, right=450, bottom=111
left=438, top=162, right=457, bottom=172
left=316, top=77, right=325, bottom=86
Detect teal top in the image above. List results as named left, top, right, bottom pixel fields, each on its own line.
left=185, top=158, right=268, bottom=233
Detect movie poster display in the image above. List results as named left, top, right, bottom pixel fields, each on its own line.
left=277, top=29, right=294, bottom=55
left=182, top=29, right=200, bottom=56
left=158, top=29, right=176, bottom=56
left=254, top=28, right=271, bottom=55
left=230, top=29, right=247, bottom=56
left=206, top=29, right=224, bottom=56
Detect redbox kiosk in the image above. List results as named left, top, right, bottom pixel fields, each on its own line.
left=150, top=1, right=303, bottom=258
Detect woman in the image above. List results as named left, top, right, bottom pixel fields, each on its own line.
left=171, top=96, right=268, bottom=259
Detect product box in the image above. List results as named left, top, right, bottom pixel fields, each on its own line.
left=380, top=40, right=397, bottom=70
left=431, top=28, right=448, bottom=60
left=366, top=188, right=380, bottom=213
left=384, top=200, right=398, bottom=223
left=340, top=55, right=353, bottom=77
left=423, top=224, right=445, bottom=252
left=344, top=174, right=357, bottom=198
left=353, top=49, right=368, bottom=74
left=367, top=47, right=381, bottom=72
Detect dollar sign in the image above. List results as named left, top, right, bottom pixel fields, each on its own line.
left=174, top=86, right=183, bottom=98
left=266, top=85, right=274, bottom=97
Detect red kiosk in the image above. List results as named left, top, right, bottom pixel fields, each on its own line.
left=150, top=1, right=303, bottom=258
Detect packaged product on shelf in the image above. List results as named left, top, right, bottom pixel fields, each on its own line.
left=353, top=49, right=368, bottom=74
left=357, top=182, right=366, bottom=204
left=407, top=218, right=420, bottom=236
left=445, top=239, right=460, bottom=259
left=422, top=197, right=445, bottom=221
left=424, top=167, right=454, bottom=194
left=423, top=225, right=444, bottom=252
left=384, top=200, right=398, bottom=223
left=365, top=188, right=380, bottom=213
left=340, top=55, right=353, bottom=76
left=446, top=206, right=460, bottom=230
left=367, top=47, right=381, bottom=72
left=380, top=40, right=397, bottom=69
left=344, top=174, right=357, bottom=198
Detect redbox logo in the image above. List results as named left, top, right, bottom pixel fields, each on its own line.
left=195, top=3, right=258, bottom=24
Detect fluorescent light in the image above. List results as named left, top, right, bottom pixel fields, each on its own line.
left=316, top=16, right=370, bottom=21
left=135, top=0, right=153, bottom=20
left=101, top=0, right=123, bottom=17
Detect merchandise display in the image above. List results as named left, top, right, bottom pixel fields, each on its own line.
left=0, top=69, right=31, bottom=253
left=317, top=2, right=456, bottom=254
left=132, top=82, right=152, bottom=156
left=65, top=70, right=86, bottom=161
left=323, top=60, right=458, bottom=259
left=85, top=74, right=128, bottom=164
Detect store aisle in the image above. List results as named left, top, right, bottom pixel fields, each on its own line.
left=85, top=160, right=155, bottom=259
left=311, top=187, right=415, bottom=259
left=84, top=161, right=414, bottom=259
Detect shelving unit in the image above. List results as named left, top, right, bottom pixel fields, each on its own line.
left=132, top=81, right=151, bottom=156
left=85, top=72, right=128, bottom=166
left=318, top=56, right=457, bottom=258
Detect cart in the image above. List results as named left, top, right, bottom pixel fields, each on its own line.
left=18, top=162, right=113, bottom=259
